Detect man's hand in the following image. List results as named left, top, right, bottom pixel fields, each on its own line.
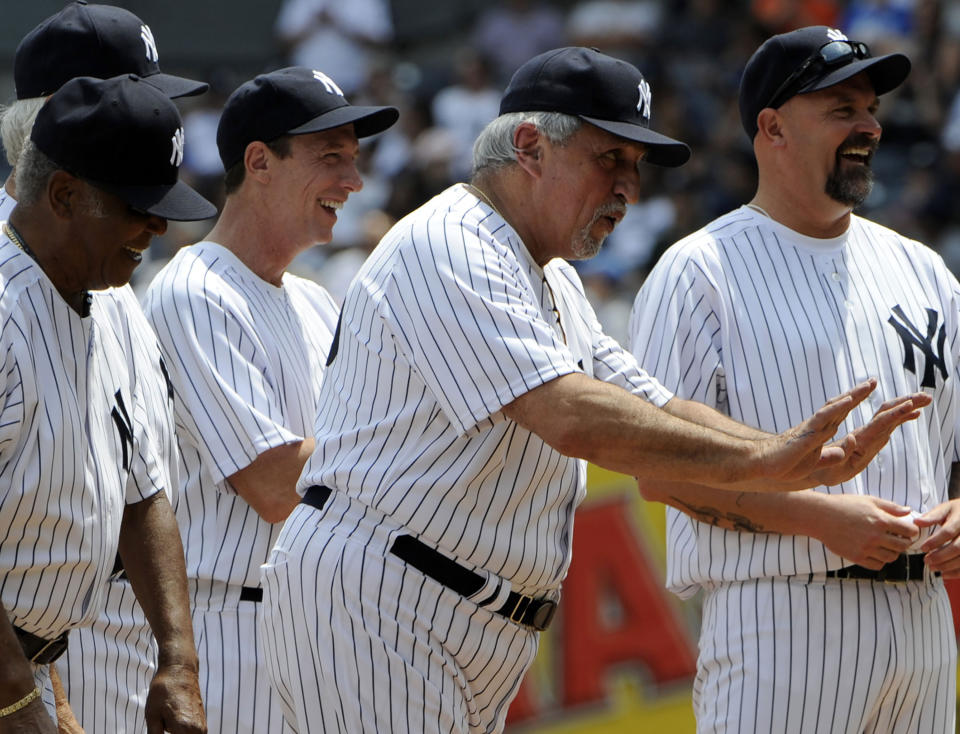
left=915, top=500, right=960, bottom=578
left=756, top=379, right=878, bottom=484
left=806, top=393, right=930, bottom=487
left=811, top=494, right=919, bottom=568
left=144, top=663, right=206, bottom=734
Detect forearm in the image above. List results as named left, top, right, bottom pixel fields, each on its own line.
left=638, top=478, right=827, bottom=536
left=504, top=374, right=764, bottom=485
left=118, top=493, right=197, bottom=670
left=0, top=606, right=55, bottom=731
left=228, top=438, right=315, bottom=524
left=661, top=396, right=770, bottom=440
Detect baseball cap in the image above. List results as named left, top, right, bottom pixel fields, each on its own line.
left=216, top=66, right=400, bottom=170
left=739, top=26, right=911, bottom=140
left=31, top=75, right=217, bottom=221
left=15, top=0, right=207, bottom=100
left=498, top=46, right=690, bottom=167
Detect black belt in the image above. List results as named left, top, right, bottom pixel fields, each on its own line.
left=825, top=553, right=929, bottom=583
left=14, top=626, right=69, bottom=664
left=302, top=485, right=333, bottom=511
left=389, top=534, right=558, bottom=631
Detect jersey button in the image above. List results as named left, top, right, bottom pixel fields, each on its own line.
left=831, top=272, right=841, bottom=281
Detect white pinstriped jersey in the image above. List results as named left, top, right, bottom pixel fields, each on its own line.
left=0, top=232, right=163, bottom=638
left=630, top=206, right=960, bottom=598
left=297, top=183, right=672, bottom=596
left=143, top=241, right=338, bottom=589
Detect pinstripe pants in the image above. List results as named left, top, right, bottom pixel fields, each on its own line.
left=260, top=496, right=540, bottom=734
left=59, top=577, right=155, bottom=733
left=694, top=574, right=956, bottom=733
left=190, top=579, right=294, bottom=733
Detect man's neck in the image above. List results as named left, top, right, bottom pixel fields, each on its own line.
left=750, top=186, right=853, bottom=240
left=204, top=198, right=305, bottom=287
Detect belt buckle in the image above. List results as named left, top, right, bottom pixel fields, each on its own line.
left=30, top=634, right=67, bottom=664
left=508, top=595, right=532, bottom=624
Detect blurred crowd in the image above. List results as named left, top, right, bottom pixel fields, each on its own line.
left=136, top=0, right=960, bottom=343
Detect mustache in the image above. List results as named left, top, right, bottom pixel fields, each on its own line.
left=838, top=133, right=879, bottom=157
left=593, top=201, right=627, bottom=223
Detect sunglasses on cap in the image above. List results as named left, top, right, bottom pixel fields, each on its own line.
left=766, top=39, right=871, bottom=110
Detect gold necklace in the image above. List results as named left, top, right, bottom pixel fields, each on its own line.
left=465, top=183, right=507, bottom=220
left=2, top=222, right=32, bottom=257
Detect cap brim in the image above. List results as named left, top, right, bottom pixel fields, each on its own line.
left=803, top=52, right=911, bottom=99
left=97, top=180, right=218, bottom=221
left=581, top=116, right=691, bottom=167
left=288, top=104, right=400, bottom=139
left=142, top=71, right=210, bottom=99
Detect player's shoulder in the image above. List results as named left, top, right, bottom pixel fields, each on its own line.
left=649, top=208, right=754, bottom=279
left=366, top=184, right=519, bottom=273
left=0, top=243, right=45, bottom=328
left=851, top=214, right=932, bottom=254
left=145, top=241, right=241, bottom=304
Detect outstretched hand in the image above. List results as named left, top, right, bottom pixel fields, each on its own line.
left=806, top=392, right=931, bottom=487
left=756, top=379, right=878, bottom=486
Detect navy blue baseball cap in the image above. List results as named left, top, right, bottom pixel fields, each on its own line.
left=31, top=75, right=217, bottom=221
left=217, top=66, right=399, bottom=170
left=15, top=1, right=208, bottom=100
left=739, top=26, right=911, bottom=140
left=499, top=46, right=690, bottom=167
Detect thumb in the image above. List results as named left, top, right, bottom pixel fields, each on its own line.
left=914, top=506, right=947, bottom=527
left=870, top=498, right=912, bottom=517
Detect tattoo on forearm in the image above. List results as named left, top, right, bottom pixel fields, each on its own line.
left=670, top=496, right=771, bottom=534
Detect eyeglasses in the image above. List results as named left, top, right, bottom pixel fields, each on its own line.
left=765, top=40, right=871, bottom=110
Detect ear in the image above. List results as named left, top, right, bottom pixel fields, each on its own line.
left=47, top=171, right=83, bottom=220
left=512, top=122, right=543, bottom=177
left=244, top=141, right=272, bottom=184
left=756, top=108, right=786, bottom=147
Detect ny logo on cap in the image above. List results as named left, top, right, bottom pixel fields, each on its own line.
left=312, top=70, right=344, bottom=97
left=141, top=24, right=159, bottom=63
left=636, top=79, right=652, bottom=120
left=170, top=127, right=185, bottom=167
left=826, top=28, right=848, bottom=41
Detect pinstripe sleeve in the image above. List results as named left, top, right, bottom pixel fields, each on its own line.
left=0, top=329, right=22, bottom=462
left=630, top=243, right=725, bottom=405
left=381, top=215, right=579, bottom=436
left=144, top=269, right=299, bottom=486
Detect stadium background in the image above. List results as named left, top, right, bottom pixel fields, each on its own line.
left=1, top=1, right=957, bottom=730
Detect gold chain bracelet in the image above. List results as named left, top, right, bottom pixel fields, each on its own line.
left=0, top=686, right=41, bottom=717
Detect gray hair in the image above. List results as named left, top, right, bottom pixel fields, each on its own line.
left=17, top=139, right=107, bottom=216
left=472, top=111, right=582, bottom=174
left=0, top=98, right=46, bottom=167
left=15, top=140, right=58, bottom=206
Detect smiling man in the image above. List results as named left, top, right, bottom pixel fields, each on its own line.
left=630, top=26, right=958, bottom=733
left=0, top=74, right=215, bottom=733
left=141, top=67, right=397, bottom=734
left=258, top=47, right=928, bottom=734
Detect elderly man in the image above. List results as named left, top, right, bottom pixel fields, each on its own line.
left=0, top=75, right=215, bottom=732
left=631, top=26, right=957, bottom=733
left=1, top=0, right=207, bottom=213
left=142, top=67, right=396, bottom=733
left=259, top=47, right=927, bottom=734
left=0, top=5, right=208, bottom=732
